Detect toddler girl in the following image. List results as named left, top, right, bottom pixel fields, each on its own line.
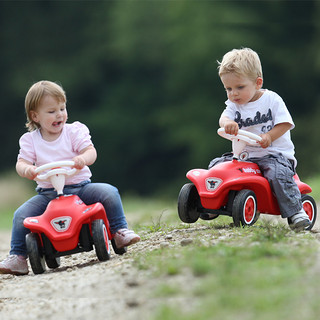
left=0, top=80, right=140, bottom=275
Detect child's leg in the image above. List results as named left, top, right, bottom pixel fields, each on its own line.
left=78, top=183, right=128, bottom=234
left=78, top=183, right=140, bottom=248
left=208, top=152, right=233, bottom=169
left=250, top=154, right=302, bottom=218
left=10, top=194, right=51, bottom=257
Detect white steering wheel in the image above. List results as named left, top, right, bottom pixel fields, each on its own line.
left=217, top=128, right=262, bottom=159
left=35, top=161, right=78, bottom=195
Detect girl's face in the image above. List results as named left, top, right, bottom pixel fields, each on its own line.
left=220, top=73, right=263, bottom=105
left=31, top=95, right=68, bottom=141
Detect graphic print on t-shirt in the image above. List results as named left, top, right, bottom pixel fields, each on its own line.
left=234, top=109, right=272, bottom=129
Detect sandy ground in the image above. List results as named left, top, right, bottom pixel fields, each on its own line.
left=0, top=224, right=202, bottom=320
left=1, top=215, right=320, bottom=320
left=0, top=229, right=163, bottom=320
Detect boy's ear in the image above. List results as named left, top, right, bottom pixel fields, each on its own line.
left=256, top=77, right=263, bottom=89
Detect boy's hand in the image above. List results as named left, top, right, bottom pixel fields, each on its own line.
left=223, top=120, right=239, bottom=135
left=259, top=133, right=272, bottom=148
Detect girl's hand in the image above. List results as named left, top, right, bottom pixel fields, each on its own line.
left=72, top=155, right=86, bottom=169
left=259, top=133, right=272, bottom=148
left=24, top=166, right=37, bottom=180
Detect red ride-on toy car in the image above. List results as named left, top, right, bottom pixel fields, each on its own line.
left=23, top=161, right=126, bottom=275
left=178, top=128, right=317, bottom=230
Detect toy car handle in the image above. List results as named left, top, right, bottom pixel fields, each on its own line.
left=217, top=128, right=262, bottom=146
left=35, top=161, right=78, bottom=181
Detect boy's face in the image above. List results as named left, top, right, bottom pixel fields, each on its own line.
left=31, top=95, right=68, bottom=140
left=220, top=73, right=263, bottom=105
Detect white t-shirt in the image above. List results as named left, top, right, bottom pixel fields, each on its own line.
left=221, top=89, right=296, bottom=165
left=18, top=121, right=93, bottom=188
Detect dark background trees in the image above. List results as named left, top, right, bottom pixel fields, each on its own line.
left=0, top=0, right=319, bottom=196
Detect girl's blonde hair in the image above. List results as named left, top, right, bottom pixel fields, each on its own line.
left=25, top=80, right=67, bottom=131
left=218, top=48, right=263, bottom=81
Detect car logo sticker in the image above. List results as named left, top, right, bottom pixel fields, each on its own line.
left=241, top=167, right=261, bottom=174
left=51, top=216, right=72, bottom=232
left=205, top=178, right=222, bottom=191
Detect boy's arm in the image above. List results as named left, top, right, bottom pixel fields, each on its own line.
left=16, top=158, right=37, bottom=180
left=259, top=122, right=292, bottom=148
left=219, top=115, right=239, bottom=135
left=72, top=145, right=97, bottom=169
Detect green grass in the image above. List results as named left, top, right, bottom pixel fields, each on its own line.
left=0, top=209, right=14, bottom=229
left=306, top=175, right=320, bottom=202
left=0, top=170, right=33, bottom=229
left=132, top=217, right=319, bottom=320
left=151, top=246, right=316, bottom=320
left=122, top=195, right=179, bottom=231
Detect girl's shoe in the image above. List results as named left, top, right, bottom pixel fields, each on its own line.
left=0, top=255, right=29, bottom=275
left=113, top=229, right=140, bottom=248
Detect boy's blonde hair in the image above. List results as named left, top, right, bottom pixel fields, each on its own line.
left=218, top=48, right=263, bottom=81
left=25, top=80, right=67, bottom=131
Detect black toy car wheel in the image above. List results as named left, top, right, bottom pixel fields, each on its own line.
left=178, top=183, right=200, bottom=223
left=92, top=219, right=111, bottom=261
left=232, top=189, right=258, bottom=227
left=111, top=239, right=127, bottom=255
left=45, top=256, right=61, bottom=269
left=26, top=233, right=46, bottom=274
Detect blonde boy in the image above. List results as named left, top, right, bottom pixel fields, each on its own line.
left=213, top=48, right=310, bottom=230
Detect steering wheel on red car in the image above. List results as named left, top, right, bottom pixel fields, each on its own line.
left=35, top=161, right=78, bottom=195
left=217, top=128, right=262, bottom=159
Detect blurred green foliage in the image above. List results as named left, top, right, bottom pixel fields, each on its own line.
left=0, top=0, right=319, bottom=196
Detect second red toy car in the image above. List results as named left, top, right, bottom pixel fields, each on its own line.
left=178, top=129, right=317, bottom=230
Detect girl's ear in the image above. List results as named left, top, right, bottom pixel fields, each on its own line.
left=30, top=111, right=38, bottom=123
left=256, top=77, right=263, bottom=89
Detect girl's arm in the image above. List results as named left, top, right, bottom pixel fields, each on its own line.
left=259, top=122, right=292, bottom=148
left=16, top=158, right=37, bottom=180
left=72, top=145, right=97, bottom=169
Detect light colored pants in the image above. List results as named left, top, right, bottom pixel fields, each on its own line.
left=10, top=181, right=128, bottom=257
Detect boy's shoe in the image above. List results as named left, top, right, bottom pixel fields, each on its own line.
left=290, top=209, right=311, bottom=231
left=113, top=229, right=140, bottom=249
left=0, top=255, right=29, bottom=276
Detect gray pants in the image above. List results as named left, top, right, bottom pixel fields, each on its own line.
left=208, top=153, right=302, bottom=218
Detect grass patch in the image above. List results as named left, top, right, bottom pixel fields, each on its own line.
left=133, top=218, right=319, bottom=320
left=251, top=219, right=292, bottom=242
left=0, top=170, right=34, bottom=229
left=0, top=209, right=14, bottom=230
left=122, top=196, right=179, bottom=231
left=306, top=175, right=320, bottom=202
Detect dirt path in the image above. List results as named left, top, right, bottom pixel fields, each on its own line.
left=0, top=225, right=201, bottom=320
left=0, top=230, right=153, bottom=320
